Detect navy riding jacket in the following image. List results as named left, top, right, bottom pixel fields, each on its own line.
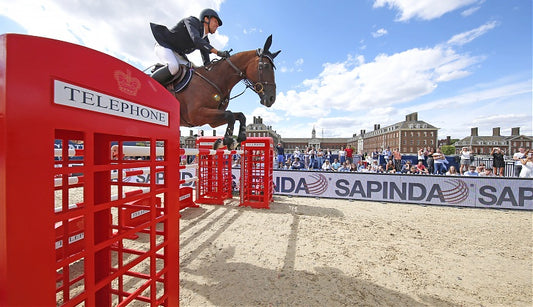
left=150, top=16, right=213, bottom=65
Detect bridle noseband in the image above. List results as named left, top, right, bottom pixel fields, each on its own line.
left=225, top=49, right=275, bottom=98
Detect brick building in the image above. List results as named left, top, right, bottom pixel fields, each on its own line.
left=347, top=112, right=438, bottom=154
left=454, top=127, right=532, bottom=155
left=180, top=129, right=196, bottom=148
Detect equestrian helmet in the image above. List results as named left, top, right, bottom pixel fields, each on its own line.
left=200, top=8, right=222, bottom=26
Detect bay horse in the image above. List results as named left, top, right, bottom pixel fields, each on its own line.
left=169, top=35, right=280, bottom=148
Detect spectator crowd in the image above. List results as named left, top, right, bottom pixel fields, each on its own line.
left=274, top=144, right=533, bottom=178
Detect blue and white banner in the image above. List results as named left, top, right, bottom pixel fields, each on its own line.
left=124, top=168, right=533, bottom=210
left=230, top=169, right=532, bottom=210
left=264, top=171, right=533, bottom=210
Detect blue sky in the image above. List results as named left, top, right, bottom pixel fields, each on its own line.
left=1, top=0, right=531, bottom=140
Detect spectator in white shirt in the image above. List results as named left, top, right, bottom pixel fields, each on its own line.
left=322, top=159, right=332, bottom=171
left=459, top=147, right=472, bottom=175
left=513, top=147, right=526, bottom=177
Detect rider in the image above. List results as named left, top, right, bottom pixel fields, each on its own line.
left=150, top=8, right=231, bottom=85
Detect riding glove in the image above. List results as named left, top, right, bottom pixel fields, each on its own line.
left=217, top=50, right=231, bottom=58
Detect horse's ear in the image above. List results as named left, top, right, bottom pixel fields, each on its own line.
left=263, top=35, right=273, bottom=52
left=271, top=50, right=281, bottom=59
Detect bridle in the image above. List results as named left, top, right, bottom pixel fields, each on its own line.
left=194, top=51, right=276, bottom=108
left=226, top=49, right=276, bottom=98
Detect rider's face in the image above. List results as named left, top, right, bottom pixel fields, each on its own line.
left=207, top=17, right=219, bottom=34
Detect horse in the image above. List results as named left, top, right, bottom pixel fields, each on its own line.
left=166, top=35, right=280, bottom=148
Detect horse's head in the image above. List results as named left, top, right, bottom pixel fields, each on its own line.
left=246, top=35, right=281, bottom=107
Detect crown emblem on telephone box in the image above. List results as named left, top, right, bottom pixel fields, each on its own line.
left=114, top=70, right=141, bottom=96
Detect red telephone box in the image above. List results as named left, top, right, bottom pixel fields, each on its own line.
left=0, top=34, right=180, bottom=306
left=240, top=138, right=274, bottom=209
left=195, top=136, right=234, bottom=205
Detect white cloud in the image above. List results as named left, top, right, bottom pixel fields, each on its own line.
left=274, top=45, right=480, bottom=118
left=274, top=89, right=328, bottom=118
left=405, top=80, right=532, bottom=112
left=359, top=39, right=367, bottom=50
left=373, top=0, right=480, bottom=21
left=249, top=107, right=283, bottom=125
left=447, top=21, right=499, bottom=46
left=406, top=80, right=532, bottom=137
left=280, top=57, right=304, bottom=73
left=461, top=6, right=481, bottom=17
left=371, top=28, right=388, bottom=38
left=275, top=121, right=313, bottom=138
left=243, top=27, right=262, bottom=35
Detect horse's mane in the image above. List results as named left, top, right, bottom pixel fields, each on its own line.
left=202, top=50, right=255, bottom=71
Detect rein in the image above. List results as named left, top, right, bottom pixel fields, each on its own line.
left=225, top=57, right=265, bottom=97
left=193, top=67, right=228, bottom=109
left=193, top=53, right=271, bottom=108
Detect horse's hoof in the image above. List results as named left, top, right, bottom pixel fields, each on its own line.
left=213, top=138, right=224, bottom=150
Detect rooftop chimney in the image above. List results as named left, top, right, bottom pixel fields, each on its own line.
left=511, top=127, right=520, bottom=136
left=471, top=127, right=478, bottom=137
left=360, top=129, right=366, bottom=135
left=492, top=127, right=501, bottom=137
left=405, top=112, right=418, bottom=122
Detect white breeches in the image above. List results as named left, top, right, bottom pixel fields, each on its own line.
left=154, top=43, right=188, bottom=75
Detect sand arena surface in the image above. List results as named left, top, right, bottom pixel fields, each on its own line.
left=178, top=196, right=532, bottom=306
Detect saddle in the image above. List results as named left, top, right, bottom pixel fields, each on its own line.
left=152, top=63, right=194, bottom=93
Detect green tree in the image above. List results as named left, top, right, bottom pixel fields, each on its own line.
left=441, top=145, right=456, bottom=155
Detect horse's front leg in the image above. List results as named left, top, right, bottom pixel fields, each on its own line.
left=222, top=110, right=236, bottom=148
left=234, top=112, right=247, bottom=143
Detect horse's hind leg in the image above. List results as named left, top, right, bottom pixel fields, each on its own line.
left=234, top=112, right=247, bottom=143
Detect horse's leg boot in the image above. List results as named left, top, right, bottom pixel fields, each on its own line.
left=151, top=65, right=174, bottom=85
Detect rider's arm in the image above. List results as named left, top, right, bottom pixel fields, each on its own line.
left=183, top=17, right=214, bottom=54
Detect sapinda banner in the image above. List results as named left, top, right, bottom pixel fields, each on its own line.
left=125, top=168, right=533, bottom=210
left=266, top=170, right=533, bottom=210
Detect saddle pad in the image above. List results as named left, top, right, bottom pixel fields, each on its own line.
left=173, top=67, right=193, bottom=93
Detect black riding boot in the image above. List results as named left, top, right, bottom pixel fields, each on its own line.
left=151, top=65, right=174, bottom=85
